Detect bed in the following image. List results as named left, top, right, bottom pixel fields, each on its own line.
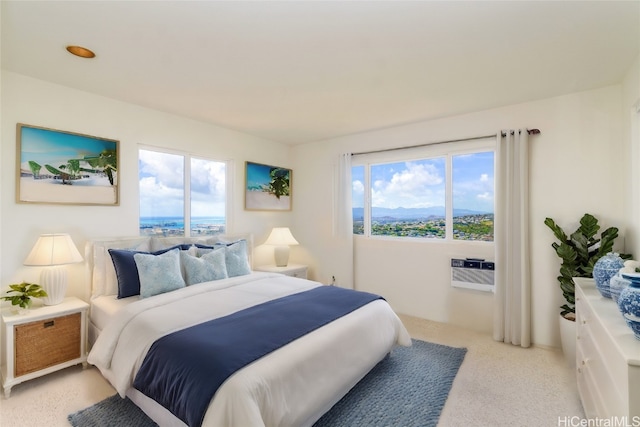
left=85, top=234, right=411, bottom=427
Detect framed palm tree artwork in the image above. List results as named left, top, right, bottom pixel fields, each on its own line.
left=245, top=161, right=291, bottom=211
left=16, top=123, right=119, bottom=205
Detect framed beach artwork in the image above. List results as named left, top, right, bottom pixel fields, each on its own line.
left=245, top=161, right=292, bottom=211
left=16, top=123, right=120, bottom=205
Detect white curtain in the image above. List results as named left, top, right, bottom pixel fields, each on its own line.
left=335, top=153, right=353, bottom=238
left=334, top=153, right=354, bottom=288
left=493, top=130, right=531, bottom=347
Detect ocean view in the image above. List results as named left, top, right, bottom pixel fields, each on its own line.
left=140, top=216, right=225, bottom=236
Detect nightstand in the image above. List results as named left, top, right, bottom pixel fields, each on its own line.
left=255, top=264, right=308, bottom=279
left=1, top=296, right=89, bottom=398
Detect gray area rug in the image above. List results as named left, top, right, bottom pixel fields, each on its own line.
left=68, top=339, right=466, bottom=427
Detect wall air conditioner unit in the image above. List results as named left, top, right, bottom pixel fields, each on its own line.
left=450, top=258, right=495, bottom=292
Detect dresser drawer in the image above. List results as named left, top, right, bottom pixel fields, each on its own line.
left=577, top=324, right=625, bottom=416
left=574, top=278, right=640, bottom=419
left=576, top=344, right=600, bottom=419
left=14, top=312, right=81, bottom=377
left=288, top=268, right=307, bottom=279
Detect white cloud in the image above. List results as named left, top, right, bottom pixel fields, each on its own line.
left=452, top=174, right=494, bottom=212
left=372, top=161, right=444, bottom=208
left=139, top=150, right=226, bottom=217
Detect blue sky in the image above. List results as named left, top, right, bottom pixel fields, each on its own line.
left=20, top=126, right=116, bottom=168
left=452, top=152, right=494, bottom=212
left=246, top=162, right=273, bottom=190
left=352, top=152, right=494, bottom=212
left=139, top=150, right=226, bottom=218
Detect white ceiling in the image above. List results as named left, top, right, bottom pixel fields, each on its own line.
left=2, top=1, right=639, bottom=145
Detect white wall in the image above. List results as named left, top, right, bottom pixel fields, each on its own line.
left=623, top=56, right=640, bottom=257
left=0, top=72, right=293, bottom=301
left=293, top=84, right=631, bottom=348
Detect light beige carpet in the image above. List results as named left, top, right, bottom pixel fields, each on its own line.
left=0, top=314, right=584, bottom=427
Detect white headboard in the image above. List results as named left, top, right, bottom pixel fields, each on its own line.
left=85, top=233, right=254, bottom=299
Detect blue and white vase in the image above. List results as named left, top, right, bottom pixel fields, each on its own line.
left=618, top=273, right=640, bottom=340
left=610, top=272, right=630, bottom=304
left=593, top=252, right=625, bottom=299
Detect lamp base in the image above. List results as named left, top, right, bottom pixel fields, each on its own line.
left=273, top=246, right=290, bottom=267
left=40, top=266, right=67, bottom=305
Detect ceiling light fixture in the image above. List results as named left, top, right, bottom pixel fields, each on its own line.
left=66, top=45, right=95, bottom=59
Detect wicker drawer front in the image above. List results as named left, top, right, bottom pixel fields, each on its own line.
left=14, top=312, right=81, bottom=377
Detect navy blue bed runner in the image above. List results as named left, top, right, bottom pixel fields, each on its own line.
left=133, top=285, right=383, bottom=427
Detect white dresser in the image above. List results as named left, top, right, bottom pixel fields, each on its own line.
left=574, top=277, right=640, bottom=419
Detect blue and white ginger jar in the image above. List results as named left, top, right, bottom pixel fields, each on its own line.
left=610, top=273, right=630, bottom=304
left=593, top=252, right=624, bottom=299
left=618, top=273, right=640, bottom=340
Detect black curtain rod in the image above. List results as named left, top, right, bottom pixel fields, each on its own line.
left=351, top=128, right=540, bottom=156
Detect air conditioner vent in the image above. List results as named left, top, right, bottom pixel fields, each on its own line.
left=451, top=258, right=494, bottom=292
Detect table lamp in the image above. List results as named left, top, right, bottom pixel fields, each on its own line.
left=23, top=234, right=83, bottom=305
left=264, top=227, right=299, bottom=267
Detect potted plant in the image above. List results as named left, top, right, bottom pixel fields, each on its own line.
left=1, top=282, right=47, bottom=313
left=544, top=213, right=630, bottom=366
left=545, top=213, right=631, bottom=319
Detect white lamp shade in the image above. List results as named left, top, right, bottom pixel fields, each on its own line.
left=264, top=228, right=298, bottom=267
left=264, top=228, right=299, bottom=246
left=24, top=234, right=83, bottom=266
left=24, top=234, right=83, bottom=306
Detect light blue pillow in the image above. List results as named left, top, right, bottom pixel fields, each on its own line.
left=134, top=249, right=185, bottom=298
left=194, top=247, right=214, bottom=257
left=224, top=240, right=251, bottom=277
left=180, top=249, right=228, bottom=285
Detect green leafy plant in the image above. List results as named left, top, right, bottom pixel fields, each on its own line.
left=544, top=213, right=631, bottom=319
left=268, top=168, right=290, bottom=199
left=1, top=282, right=47, bottom=309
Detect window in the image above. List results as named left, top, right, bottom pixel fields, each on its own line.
left=452, top=152, right=494, bottom=241
left=139, top=148, right=226, bottom=236
left=352, top=140, right=494, bottom=241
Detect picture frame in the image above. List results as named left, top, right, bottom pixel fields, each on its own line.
left=16, top=123, right=120, bottom=206
left=245, top=161, right=292, bottom=211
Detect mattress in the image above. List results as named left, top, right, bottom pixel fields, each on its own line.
left=88, top=294, right=137, bottom=347
left=90, top=294, right=137, bottom=332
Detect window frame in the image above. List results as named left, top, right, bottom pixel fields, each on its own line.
left=138, top=145, right=230, bottom=237
left=351, top=137, right=496, bottom=243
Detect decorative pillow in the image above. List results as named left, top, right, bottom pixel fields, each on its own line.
left=91, top=238, right=150, bottom=298
left=180, top=249, right=228, bottom=285
left=153, top=243, right=192, bottom=254
left=150, top=237, right=208, bottom=252
left=109, top=244, right=190, bottom=298
left=192, top=244, right=216, bottom=257
left=224, top=240, right=251, bottom=277
left=108, top=249, right=149, bottom=299
left=134, top=249, right=185, bottom=298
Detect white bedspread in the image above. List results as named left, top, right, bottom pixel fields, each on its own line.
left=88, top=272, right=411, bottom=427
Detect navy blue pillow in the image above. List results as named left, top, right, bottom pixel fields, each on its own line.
left=109, top=244, right=191, bottom=298
left=154, top=243, right=192, bottom=254
left=195, top=243, right=217, bottom=249
left=109, top=249, right=146, bottom=299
